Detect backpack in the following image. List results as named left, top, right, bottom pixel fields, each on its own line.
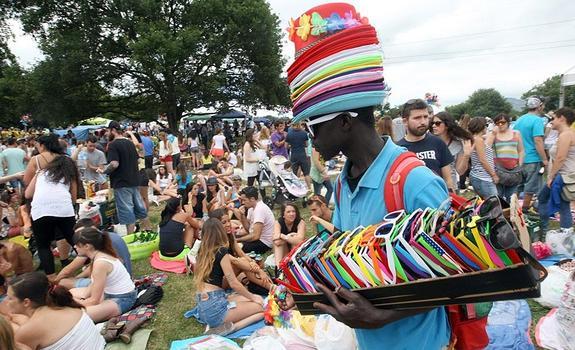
left=134, top=285, right=164, bottom=308
left=335, top=151, right=424, bottom=212
left=335, top=151, right=489, bottom=350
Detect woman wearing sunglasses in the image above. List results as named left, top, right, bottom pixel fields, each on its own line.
left=430, top=112, right=473, bottom=193
left=468, top=117, right=499, bottom=199
left=538, top=107, right=575, bottom=237
left=487, top=113, right=525, bottom=203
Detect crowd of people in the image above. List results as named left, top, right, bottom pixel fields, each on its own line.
left=0, top=94, right=572, bottom=348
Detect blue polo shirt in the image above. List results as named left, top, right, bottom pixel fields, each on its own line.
left=141, top=136, right=154, bottom=157
left=512, top=113, right=545, bottom=164
left=333, top=138, right=450, bottom=350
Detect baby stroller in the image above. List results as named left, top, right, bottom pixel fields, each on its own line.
left=258, top=155, right=308, bottom=209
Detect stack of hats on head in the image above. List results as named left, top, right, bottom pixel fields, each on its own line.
left=287, top=2, right=387, bottom=123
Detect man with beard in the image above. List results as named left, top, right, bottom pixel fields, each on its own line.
left=397, top=99, right=455, bottom=191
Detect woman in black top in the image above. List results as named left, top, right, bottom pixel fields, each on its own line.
left=193, top=219, right=264, bottom=334
left=272, top=202, right=306, bottom=266
left=183, top=182, right=208, bottom=219
left=158, top=198, right=201, bottom=259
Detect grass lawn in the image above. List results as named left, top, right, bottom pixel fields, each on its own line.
left=134, top=202, right=553, bottom=349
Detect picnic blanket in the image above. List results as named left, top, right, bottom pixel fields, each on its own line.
left=150, top=251, right=187, bottom=274
left=184, top=307, right=266, bottom=339
left=485, top=300, right=534, bottom=350
left=104, top=329, right=153, bottom=350
left=170, top=335, right=240, bottom=350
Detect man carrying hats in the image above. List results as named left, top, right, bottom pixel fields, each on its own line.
left=282, top=3, right=450, bottom=349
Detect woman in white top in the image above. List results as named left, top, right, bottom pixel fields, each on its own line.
left=70, top=228, right=137, bottom=322
left=158, top=132, right=175, bottom=176
left=539, top=107, right=575, bottom=234
left=243, top=129, right=262, bottom=187
left=7, top=271, right=105, bottom=350
left=187, top=129, right=202, bottom=170
left=25, top=149, right=78, bottom=279
left=210, top=128, right=229, bottom=160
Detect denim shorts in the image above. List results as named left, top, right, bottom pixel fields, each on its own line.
left=522, top=162, right=543, bottom=195
left=114, top=187, right=148, bottom=225
left=74, top=278, right=91, bottom=288
left=195, top=290, right=234, bottom=328
left=470, top=176, right=498, bottom=199
left=105, top=290, right=138, bottom=314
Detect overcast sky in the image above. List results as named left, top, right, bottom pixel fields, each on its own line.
left=8, top=0, right=575, bottom=109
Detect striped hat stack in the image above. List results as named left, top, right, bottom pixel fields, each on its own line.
left=287, top=3, right=387, bottom=123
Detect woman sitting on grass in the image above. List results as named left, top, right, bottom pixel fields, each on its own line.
left=70, top=228, right=137, bottom=323
left=183, top=182, right=208, bottom=220
left=145, top=168, right=178, bottom=202
left=205, top=177, right=225, bottom=212
left=174, top=163, right=193, bottom=196
left=7, top=271, right=105, bottom=349
left=209, top=209, right=273, bottom=294
left=158, top=198, right=201, bottom=260
left=272, top=202, right=306, bottom=266
left=194, top=218, right=264, bottom=336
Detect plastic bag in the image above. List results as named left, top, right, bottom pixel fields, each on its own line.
left=243, top=327, right=286, bottom=350
left=534, top=265, right=571, bottom=308
left=545, top=229, right=575, bottom=255
left=314, top=315, right=357, bottom=350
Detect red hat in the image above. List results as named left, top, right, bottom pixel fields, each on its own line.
left=287, top=2, right=369, bottom=58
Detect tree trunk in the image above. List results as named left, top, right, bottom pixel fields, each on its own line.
left=166, top=110, right=181, bottom=133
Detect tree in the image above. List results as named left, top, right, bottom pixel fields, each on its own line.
left=14, top=0, right=290, bottom=130
left=446, top=88, right=512, bottom=119
left=522, top=75, right=575, bottom=111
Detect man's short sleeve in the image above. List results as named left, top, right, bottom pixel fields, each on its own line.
left=533, top=117, right=545, bottom=137
left=403, top=166, right=449, bottom=211
left=96, top=150, right=107, bottom=165
left=107, top=141, right=119, bottom=163
left=252, top=205, right=266, bottom=224
left=271, top=133, right=281, bottom=144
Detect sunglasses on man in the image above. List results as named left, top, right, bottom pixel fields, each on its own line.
left=303, top=111, right=358, bottom=138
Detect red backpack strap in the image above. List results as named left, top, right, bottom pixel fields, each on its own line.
left=335, top=175, right=342, bottom=206
left=384, top=152, right=424, bottom=212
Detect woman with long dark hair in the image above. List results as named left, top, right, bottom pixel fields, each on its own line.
left=70, top=228, right=136, bottom=322
left=431, top=112, right=473, bottom=192
left=23, top=133, right=63, bottom=185
left=272, top=202, right=306, bottom=266
left=158, top=198, right=201, bottom=259
left=25, top=154, right=79, bottom=278
left=7, top=271, right=105, bottom=349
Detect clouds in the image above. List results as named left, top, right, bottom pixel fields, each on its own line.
left=8, top=0, right=575, bottom=109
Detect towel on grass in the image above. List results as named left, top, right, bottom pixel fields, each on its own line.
left=485, top=300, right=534, bottom=350
left=105, top=329, right=153, bottom=350
left=150, top=251, right=186, bottom=274
left=170, top=335, right=240, bottom=350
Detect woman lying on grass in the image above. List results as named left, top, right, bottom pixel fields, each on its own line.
left=193, top=218, right=264, bottom=336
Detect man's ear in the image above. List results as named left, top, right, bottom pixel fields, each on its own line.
left=340, top=113, right=354, bottom=132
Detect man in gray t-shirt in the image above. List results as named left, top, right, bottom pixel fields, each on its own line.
left=84, top=135, right=107, bottom=185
